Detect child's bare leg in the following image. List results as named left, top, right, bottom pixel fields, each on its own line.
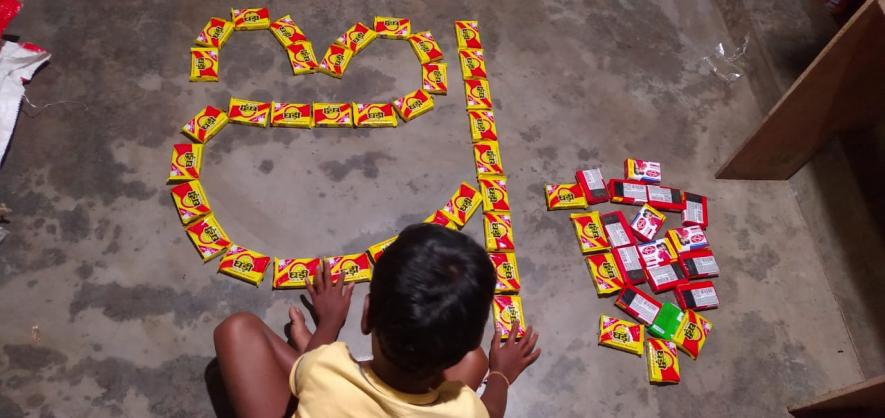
left=443, top=346, right=489, bottom=390
left=213, top=311, right=302, bottom=418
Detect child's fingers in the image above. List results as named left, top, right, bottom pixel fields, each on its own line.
left=526, top=348, right=542, bottom=365
left=491, top=325, right=502, bottom=350
left=507, top=319, right=520, bottom=347
left=320, top=262, right=331, bottom=290
left=522, top=330, right=539, bottom=355
left=520, top=326, right=534, bottom=350
left=306, top=277, right=317, bottom=298
left=343, top=283, right=355, bottom=300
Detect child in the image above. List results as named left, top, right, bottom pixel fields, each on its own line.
left=214, top=223, right=541, bottom=418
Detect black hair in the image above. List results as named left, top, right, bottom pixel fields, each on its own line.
left=369, top=223, right=496, bottom=378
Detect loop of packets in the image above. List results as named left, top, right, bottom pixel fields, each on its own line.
left=189, top=9, right=450, bottom=128
left=171, top=9, right=529, bottom=341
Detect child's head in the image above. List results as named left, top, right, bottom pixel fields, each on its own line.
left=365, top=223, right=495, bottom=379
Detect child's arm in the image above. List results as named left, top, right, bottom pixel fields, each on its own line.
left=481, top=320, right=541, bottom=418
left=303, top=266, right=355, bottom=352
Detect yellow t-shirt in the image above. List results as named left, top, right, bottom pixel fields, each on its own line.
left=290, top=342, right=489, bottom=418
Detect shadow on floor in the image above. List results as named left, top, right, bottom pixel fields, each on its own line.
left=204, top=359, right=236, bottom=418
left=801, top=129, right=885, bottom=378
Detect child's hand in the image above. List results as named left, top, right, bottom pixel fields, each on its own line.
left=488, top=320, right=541, bottom=384
left=305, top=265, right=355, bottom=334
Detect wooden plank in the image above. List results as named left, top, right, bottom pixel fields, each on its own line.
left=717, top=0, right=885, bottom=180
left=789, top=374, right=885, bottom=417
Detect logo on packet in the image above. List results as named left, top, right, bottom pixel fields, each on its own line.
left=461, top=28, right=476, bottom=41
left=233, top=255, right=255, bottom=272
left=472, top=85, right=488, bottom=99
left=183, top=190, right=202, bottom=208
left=497, top=262, right=514, bottom=279
left=612, top=325, right=631, bottom=343
left=482, top=149, right=497, bottom=165
left=557, top=188, right=575, bottom=202
left=455, top=196, right=473, bottom=212
left=177, top=152, right=195, bottom=168
left=244, top=12, right=260, bottom=23
left=200, top=226, right=221, bottom=244
left=418, top=40, right=434, bottom=53
left=583, top=222, right=602, bottom=239
left=429, top=69, right=443, bottom=82
left=197, top=115, right=216, bottom=130
left=348, top=31, right=365, bottom=44
left=655, top=349, right=674, bottom=369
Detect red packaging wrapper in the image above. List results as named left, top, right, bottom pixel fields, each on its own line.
left=674, top=281, right=719, bottom=311
left=615, top=286, right=662, bottom=326
left=682, top=192, right=709, bottom=229
left=678, top=249, right=720, bottom=279
left=647, top=185, right=685, bottom=212
left=608, top=179, right=648, bottom=205
left=613, top=245, right=647, bottom=285
left=601, top=211, right=636, bottom=248
left=575, top=167, right=610, bottom=205
left=646, top=261, right=687, bottom=293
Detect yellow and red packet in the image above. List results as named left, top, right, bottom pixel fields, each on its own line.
left=464, top=79, right=493, bottom=110
left=459, top=49, right=487, bottom=80
left=171, top=180, right=212, bottom=225
left=490, top=252, right=521, bottom=294
left=335, top=22, right=377, bottom=54
left=647, top=338, right=681, bottom=384
left=190, top=48, right=219, bottom=82
left=218, top=245, right=272, bottom=286
left=484, top=211, right=515, bottom=253
left=168, top=144, right=203, bottom=183
left=454, top=20, right=482, bottom=50
left=286, top=42, right=319, bottom=75
left=585, top=252, right=624, bottom=296
left=493, top=295, right=526, bottom=340
left=354, top=103, right=397, bottom=128
left=313, top=103, right=352, bottom=127
left=441, top=182, right=481, bottom=226
left=598, top=314, right=644, bottom=356
left=228, top=98, right=270, bottom=127
left=271, top=102, right=313, bottom=128
left=318, top=44, right=353, bottom=78
left=231, top=7, right=270, bottom=30
left=273, top=257, right=320, bottom=289
left=367, top=236, right=398, bottom=263
left=196, top=18, right=234, bottom=48
left=545, top=183, right=588, bottom=210
left=571, top=212, right=611, bottom=254
left=479, top=175, right=510, bottom=212
left=185, top=214, right=231, bottom=262
left=672, top=309, right=712, bottom=360
left=393, top=89, right=434, bottom=122
left=270, top=15, right=308, bottom=47
left=373, top=16, right=411, bottom=39
left=421, top=62, right=448, bottom=95
left=474, top=141, right=504, bottom=178
left=182, top=105, right=229, bottom=144
left=325, top=253, right=373, bottom=283
left=468, top=110, right=497, bottom=142
left=407, top=31, right=444, bottom=64
left=424, top=210, right=460, bottom=230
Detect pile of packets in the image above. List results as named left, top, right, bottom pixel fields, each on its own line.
left=171, top=18, right=528, bottom=342
left=545, top=160, right=717, bottom=384
left=189, top=9, right=447, bottom=127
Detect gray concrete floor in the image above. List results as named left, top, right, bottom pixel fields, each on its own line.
left=0, top=1, right=876, bottom=417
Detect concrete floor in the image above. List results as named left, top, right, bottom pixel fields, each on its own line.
left=0, top=1, right=877, bottom=417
